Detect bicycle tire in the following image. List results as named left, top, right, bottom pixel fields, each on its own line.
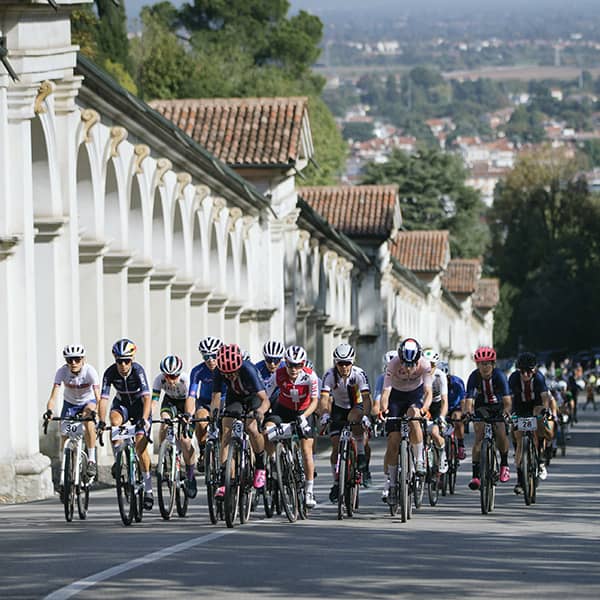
left=399, top=439, right=409, bottom=522
left=276, top=443, right=297, bottom=523
left=239, top=447, right=253, bottom=525
left=480, top=439, right=490, bottom=515
left=157, top=441, right=175, bottom=519
left=77, top=451, right=89, bottom=520
left=133, top=451, right=144, bottom=523
left=224, top=438, right=242, bottom=528
left=175, top=454, right=189, bottom=518
left=292, top=440, right=307, bottom=520
left=448, top=437, right=458, bottom=495
left=205, top=439, right=219, bottom=524
left=428, top=453, right=440, bottom=507
left=116, top=449, right=134, bottom=526
left=530, top=440, right=538, bottom=505
left=522, top=436, right=532, bottom=506
left=262, top=457, right=275, bottom=518
left=337, top=438, right=348, bottom=520
left=63, top=448, right=75, bottom=523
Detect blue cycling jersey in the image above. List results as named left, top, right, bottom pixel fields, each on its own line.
left=508, top=370, right=547, bottom=405
left=101, top=362, right=150, bottom=405
left=466, top=368, right=510, bottom=405
left=213, top=360, right=265, bottom=402
left=188, top=362, right=226, bottom=404
left=448, top=375, right=465, bottom=410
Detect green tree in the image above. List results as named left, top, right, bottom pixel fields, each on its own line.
left=503, top=105, right=546, bottom=144
left=342, top=121, right=374, bottom=142
left=489, top=146, right=600, bottom=354
left=95, top=0, right=130, bottom=71
left=71, top=6, right=99, bottom=60
left=361, top=147, right=489, bottom=257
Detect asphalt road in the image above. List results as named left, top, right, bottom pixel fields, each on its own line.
left=1, top=410, right=599, bottom=600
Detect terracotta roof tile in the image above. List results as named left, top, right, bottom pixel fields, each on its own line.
left=149, top=97, right=309, bottom=166
left=391, top=230, right=450, bottom=272
left=473, top=277, right=500, bottom=308
left=299, top=185, right=399, bottom=238
left=442, top=258, right=482, bottom=294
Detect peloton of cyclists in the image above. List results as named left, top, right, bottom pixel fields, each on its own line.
left=438, top=360, right=466, bottom=460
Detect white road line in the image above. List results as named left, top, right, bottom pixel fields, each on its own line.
left=44, top=528, right=239, bottom=600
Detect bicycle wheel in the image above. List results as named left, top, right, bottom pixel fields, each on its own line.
left=157, top=441, right=175, bottom=519
left=262, top=457, right=275, bottom=518
left=205, top=439, right=220, bottom=524
left=428, top=450, right=440, bottom=507
left=115, top=449, right=134, bottom=526
left=398, top=439, right=409, bottom=522
left=175, top=454, right=189, bottom=518
left=133, top=453, right=144, bottom=523
left=63, top=448, right=75, bottom=523
left=479, top=440, right=490, bottom=515
left=77, top=451, right=89, bottom=520
left=292, top=440, right=307, bottom=520
left=344, top=445, right=359, bottom=518
left=239, top=449, right=253, bottom=525
left=276, top=443, right=297, bottom=523
left=522, top=437, right=533, bottom=506
left=224, top=438, right=242, bottom=528
left=530, top=441, right=538, bottom=505
left=448, top=438, right=458, bottom=495
left=559, top=421, right=566, bottom=456
left=337, top=439, right=348, bottom=520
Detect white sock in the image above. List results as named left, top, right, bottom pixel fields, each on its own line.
left=305, top=479, right=314, bottom=494
left=88, top=447, right=96, bottom=462
left=143, top=472, right=152, bottom=493
left=413, top=442, right=424, bottom=460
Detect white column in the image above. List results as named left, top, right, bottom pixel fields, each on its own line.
left=224, top=303, right=243, bottom=346
left=171, top=280, right=194, bottom=366
left=102, top=253, right=131, bottom=366
left=190, top=289, right=212, bottom=347
left=207, top=296, right=228, bottom=340
left=149, top=268, right=176, bottom=367
left=127, top=262, right=154, bottom=370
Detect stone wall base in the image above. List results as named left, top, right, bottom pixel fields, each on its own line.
left=0, top=453, right=54, bottom=503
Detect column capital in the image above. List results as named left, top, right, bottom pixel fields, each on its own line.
left=190, top=287, right=212, bottom=306
left=255, top=308, right=277, bottom=322
left=207, top=295, right=229, bottom=312
left=78, top=239, right=108, bottom=263
left=34, top=216, right=68, bottom=243
left=6, top=84, right=37, bottom=121
left=150, top=267, right=177, bottom=290
left=171, top=279, right=195, bottom=299
left=0, top=235, right=22, bottom=260
left=240, top=308, right=257, bottom=323
left=54, top=76, right=83, bottom=115
left=224, top=302, right=244, bottom=319
left=127, top=261, right=154, bottom=283
left=103, top=251, right=132, bottom=274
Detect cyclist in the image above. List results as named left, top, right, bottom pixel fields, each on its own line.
left=44, top=344, right=101, bottom=497
left=464, top=346, right=512, bottom=491
left=374, top=351, right=398, bottom=417
left=186, top=336, right=226, bottom=474
left=320, top=343, right=372, bottom=503
left=264, top=345, right=319, bottom=508
left=509, top=351, right=553, bottom=494
left=423, top=348, right=449, bottom=474
left=210, top=344, right=270, bottom=497
left=380, top=338, right=432, bottom=504
left=255, top=340, right=286, bottom=403
left=99, top=338, right=154, bottom=510
left=152, top=355, right=197, bottom=498
left=439, top=361, right=466, bottom=459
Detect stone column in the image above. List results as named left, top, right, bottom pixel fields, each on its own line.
left=207, top=295, right=228, bottom=340
left=127, top=262, right=154, bottom=370
left=149, top=268, right=177, bottom=367
left=171, top=280, right=195, bottom=366
left=296, top=305, right=312, bottom=349
left=224, top=302, right=243, bottom=346
left=190, top=288, right=212, bottom=350
left=240, top=309, right=258, bottom=359
left=102, top=252, right=132, bottom=366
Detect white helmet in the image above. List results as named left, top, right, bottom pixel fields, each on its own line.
left=198, top=336, right=222, bottom=356
left=284, top=345, right=307, bottom=365
left=63, top=344, right=85, bottom=358
left=437, top=360, right=449, bottom=375
left=423, top=348, right=440, bottom=364
left=557, top=380, right=567, bottom=392
left=333, top=343, right=355, bottom=364
left=262, top=340, right=285, bottom=360
left=383, top=350, right=397, bottom=366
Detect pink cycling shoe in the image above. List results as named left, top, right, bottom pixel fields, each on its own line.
left=468, top=477, right=481, bottom=490
left=253, top=468, right=266, bottom=489
left=457, top=446, right=466, bottom=460
left=215, top=486, right=225, bottom=498
left=499, top=466, right=510, bottom=482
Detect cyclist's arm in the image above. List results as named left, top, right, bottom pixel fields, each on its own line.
left=502, top=394, right=512, bottom=415
left=440, top=392, right=448, bottom=418
left=210, top=391, right=221, bottom=417
left=46, top=383, right=61, bottom=414
left=361, top=390, right=372, bottom=416
left=380, top=386, right=391, bottom=414
left=318, top=389, right=331, bottom=416
left=142, top=393, right=152, bottom=421
left=303, top=394, right=319, bottom=418
left=256, top=389, right=269, bottom=416
left=421, top=384, right=433, bottom=412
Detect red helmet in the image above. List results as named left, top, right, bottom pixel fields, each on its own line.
left=474, top=346, right=496, bottom=363
left=217, top=343, right=243, bottom=374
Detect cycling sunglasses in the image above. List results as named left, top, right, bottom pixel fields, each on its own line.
left=203, top=353, right=217, bottom=360
left=336, top=360, right=353, bottom=367
left=285, top=361, right=304, bottom=369
left=116, top=358, right=132, bottom=365
left=66, top=357, right=82, bottom=364
left=265, top=356, right=282, bottom=364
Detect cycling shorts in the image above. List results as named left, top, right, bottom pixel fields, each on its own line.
left=110, top=399, right=152, bottom=435
left=160, top=395, right=186, bottom=419
left=267, top=405, right=315, bottom=439
left=385, top=386, right=423, bottom=433
left=222, top=394, right=262, bottom=419
left=330, top=403, right=363, bottom=438
left=60, top=400, right=95, bottom=420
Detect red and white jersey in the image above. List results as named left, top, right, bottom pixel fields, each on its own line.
left=54, top=363, right=99, bottom=405
left=383, top=356, right=432, bottom=392
left=275, top=367, right=319, bottom=411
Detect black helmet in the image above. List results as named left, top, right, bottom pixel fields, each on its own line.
left=516, top=352, right=536, bottom=371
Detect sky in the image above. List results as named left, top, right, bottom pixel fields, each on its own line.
left=127, top=0, right=599, bottom=16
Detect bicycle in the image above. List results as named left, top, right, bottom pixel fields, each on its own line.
left=511, top=414, right=541, bottom=506
left=156, top=416, right=205, bottom=520
left=110, top=420, right=148, bottom=526
left=267, top=419, right=309, bottom=523
left=43, top=413, right=100, bottom=522
left=468, top=412, right=506, bottom=515
left=422, top=420, right=441, bottom=507
left=385, top=416, right=425, bottom=522
left=204, top=418, right=224, bottom=525
left=441, top=418, right=460, bottom=496
left=223, top=408, right=261, bottom=528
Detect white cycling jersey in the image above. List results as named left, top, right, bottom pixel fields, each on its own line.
left=432, top=367, right=448, bottom=403
left=321, top=366, right=370, bottom=410
left=53, top=363, right=99, bottom=405
left=152, top=371, right=190, bottom=401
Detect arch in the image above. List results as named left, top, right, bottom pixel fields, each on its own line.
left=76, top=144, right=98, bottom=239
left=151, top=187, right=168, bottom=266
left=31, top=116, right=54, bottom=217
left=129, top=175, right=145, bottom=260
left=192, top=211, right=204, bottom=282
left=172, top=199, right=186, bottom=275
left=104, top=159, right=122, bottom=250
left=209, top=222, right=221, bottom=291
left=226, top=231, right=236, bottom=297
left=240, top=238, right=251, bottom=306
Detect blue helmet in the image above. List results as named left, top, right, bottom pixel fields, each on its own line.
left=398, top=338, right=422, bottom=366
